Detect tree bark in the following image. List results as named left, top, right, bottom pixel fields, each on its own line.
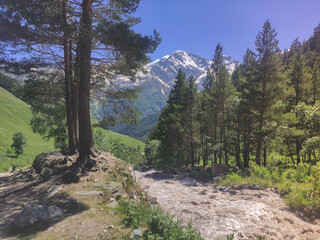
left=62, top=0, right=76, bottom=154
left=78, top=0, right=96, bottom=161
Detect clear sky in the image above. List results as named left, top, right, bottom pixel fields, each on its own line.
left=133, top=0, right=320, bottom=62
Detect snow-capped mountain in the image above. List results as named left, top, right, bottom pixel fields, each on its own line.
left=106, top=50, right=238, bottom=140
left=115, top=50, right=238, bottom=115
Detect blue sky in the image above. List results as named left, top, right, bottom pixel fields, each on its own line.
left=133, top=0, right=320, bottom=62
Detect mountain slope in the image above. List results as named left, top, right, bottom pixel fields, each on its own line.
left=0, top=87, right=55, bottom=171
left=109, top=50, right=238, bottom=140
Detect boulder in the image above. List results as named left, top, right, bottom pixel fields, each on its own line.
left=32, top=152, right=67, bottom=173
left=131, top=229, right=142, bottom=239
left=16, top=204, right=66, bottom=228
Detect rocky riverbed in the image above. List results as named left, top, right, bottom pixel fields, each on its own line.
left=135, top=170, right=320, bottom=240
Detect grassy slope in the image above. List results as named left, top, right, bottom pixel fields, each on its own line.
left=94, top=127, right=145, bottom=150
left=0, top=87, right=55, bottom=172
left=0, top=87, right=145, bottom=172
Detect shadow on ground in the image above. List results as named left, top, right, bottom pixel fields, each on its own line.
left=0, top=167, right=89, bottom=239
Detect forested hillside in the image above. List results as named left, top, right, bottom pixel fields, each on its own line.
left=147, top=21, right=320, bottom=170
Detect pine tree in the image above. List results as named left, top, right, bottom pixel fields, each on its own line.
left=254, top=20, right=281, bottom=165
left=148, top=69, right=188, bottom=169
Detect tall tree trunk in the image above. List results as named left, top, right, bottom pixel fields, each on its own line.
left=73, top=40, right=80, bottom=149
left=235, top=116, right=241, bottom=168
left=256, top=65, right=267, bottom=166
left=263, top=143, right=267, bottom=167
left=78, top=0, right=96, bottom=161
left=296, top=138, right=301, bottom=164
left=213, top=122, right=218, bottom=163
left=62, top=0, right=76, bottom=154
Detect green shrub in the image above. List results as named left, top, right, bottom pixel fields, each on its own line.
left=117, top=200, right=203, bottom=240
left=145, top=140, right=160, bottom=166
left=11, top=131, right=26, bottom=156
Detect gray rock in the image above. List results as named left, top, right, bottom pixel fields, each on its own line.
left=232, top=185, right=241, bottom=190
left=181, top=209, right=192, bottom=214
left=16, top=204, right=66, bottom=228
left=252, top=184, right=261, bottom=190
left=62, top=168, right=81, bottom=183
left=131, top=229, right=142, bottom=239
left=94, top=182, right=123, bottom=198
left=218, top=186, right=227, bottom=191
left=32, top=152, right=66, bottom=173
left=241, top=182, right=250, bottom=189
left=107, top=201, right=118, bottom=209
left=74, top=190, right=104, bottom=196
left=213, top=176, right=222, bottom=182
left=228, top=189, right=237, bottom=195
left=47, top=186, right=63, bottom=197
left=40, top=167, right=53, bottom=179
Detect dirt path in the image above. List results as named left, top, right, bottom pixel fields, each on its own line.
left=135, top=170, right=320, bottom=240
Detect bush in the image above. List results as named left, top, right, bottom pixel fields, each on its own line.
left=11, top=131, right=26, bottom=156
left=145, top=140, right=160, bottom=166
left=117, top=200, right=203, bottom=240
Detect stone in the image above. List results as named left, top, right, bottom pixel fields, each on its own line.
left=131, top=229, right=142, bottom=239
left=107, top=201, right=118, bottom=209
left=108, top=225, right=114, bottom=229
left=62, top=167, right=81, bottom=183
left=218, top=186, right=227, bottom=192
left=213, top=176, right=222, bottom=182
left=232, top=185, right=241, bottom=190
left=32, top=152, right=66, bottom=173
left=199, top=190, right=208, bottom=195
left=47, top=186, right=63, bottom=197
left=40, top=167, right=53, bottom=179
left=74, top=190, right=104, bottom=196
left=228, top=189, right=237, bottom=195
left=16, top=204, right=66, bottom=228
left=241, top=182, right=250, bottom=189
left=209, top=195, right=216, bottom=199
left=181, top=209, right=192, bottom=214
left=252, top=184, right=261, bottom=190
left=93, top=182, right=123, bottom=198
left=303, top=206, right=313, bottom=217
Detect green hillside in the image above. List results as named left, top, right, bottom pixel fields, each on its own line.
left=0, top=87, right=145, bottom=172
left=94, top=127, right=145, bottom=150
left=0, top=87, right=55, bottom=172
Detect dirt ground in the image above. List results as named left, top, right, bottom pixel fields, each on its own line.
left=0, top=152, right=136, bottom=240
left=135, top=170, right=320, bottom=240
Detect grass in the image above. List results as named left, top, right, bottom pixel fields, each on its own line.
left=94, top=127, right=145, bottom=150
left=218, top=163, right=320, bottom=214
left=0, top=87, right=146, bottom=172
left=117, top=200, right=204, bottom=240
left=0, top=87, right=55, bottom=172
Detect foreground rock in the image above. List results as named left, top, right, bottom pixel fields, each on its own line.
left=16, top=204, right=66, bottom=228
left=0, top=151, right=144, bottom=239
left=136, top=170, right=320, bottom=240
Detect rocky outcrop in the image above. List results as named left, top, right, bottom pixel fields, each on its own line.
left=32, top=152, right=69, bottom=174
left=15, top=204, right=66, bottom=228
